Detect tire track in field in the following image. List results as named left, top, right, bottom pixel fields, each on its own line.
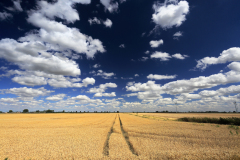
left=119, top=115, right=138, bottom=156
left=103, top=115, right=117, bottom=156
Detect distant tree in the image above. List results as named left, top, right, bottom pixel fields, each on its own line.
left=46, top=109, right=54, bottom=113
left=80, top=111, right=81, bottom=113
left=166, top=110, right=168, bottom=113
left=63, top=110, right=65, bottom=113
left=233, top=101, right=238, bottom=113
left=0, top=111, right=2, bottom=113
left=76, top=111, right=77, bottom=113
left=9, top=110, right=13, bottom=113
left=36, top=110, right=40, bottom=113
left=117, top=111, right=119, bottom=113
left=156, top=111, right=159, bottom=113
left=23, top=109, right=29, bottom=113
left=84, top=111, right=85, bottom=113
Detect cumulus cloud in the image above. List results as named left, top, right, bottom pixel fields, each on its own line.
left=0, top=98, right=19, bottom=103
left=48, top=77, right=95, bottom=88
left=0, top=39, right=81, bottom=76
left=91, top=70, right=115, bottom=79
left=88, top=17, right=112, bottom=28
left=72, top=95, right=90, bottom=101
left=0, top=12, right=13, bottom=20
left=126, top=81, right=162, bottom=92
left=119, top=0, right=126, bottom=3
left=119, top=44, right=125, bottom=48
left=93, top=64, right=101, bottom=68
left=126, top=69, right=240, bottom=101
left=147, top=74, right=177, bottom=80
left=34, top=0, right=90, bottom=23
left=151, top=51, right=171, bottom=61
left=196, top=47, right=240, bottom=70
left=103, top=19, right=112, bottom=27
left=3, top=87, right=54, bottom=97
left=100, top=0, right=118, bottom=13
left=172, top=53, right=188, bottom=60
left=88, top=82, right=117, bottom=93
left=94, top=92, right=116, bottom=97
left=150, top=52, right=188, bottom=61
left=6, top=0, right=23, bottom=12
left=228, top=62, right=240, bottom=72
left=134, top=74, right=139, bottom=77
left=88, top=17, right=101, bottom=25
left=161, top=70, right=240, bottom=95
left=139, top=57, right=149, bottom=61
left=152, top=0, right=189, bottom=29
left=46, top=94, right=66, bottom=101
left=173, top=31, right=183, bottom=39
left=25, top=13, right=105, bottom=58
left=150, top=39, right=163, bottom=48
left=12, top=75, right=48, bottom=86
left=6, top=69, right=95, bottom=88
left=177, top=85, right=240, bottom=101
left=145, top=50, right=150, bottom=54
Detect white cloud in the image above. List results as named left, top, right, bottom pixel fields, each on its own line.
left=177, top=85, right=240, bottom=101
left=150, top=39, right=163, bottom=48
left=0, top=98, right=19, bottom=103
left=139, top=57, right=149, bottom=61
left=119, top=44, right=125, bottom=48
left=91, top=70, right=115, bottom=79
left=119, top=0, right=126, bottom=3
left=72, top=95, right=90, bottom=101
left=173, top=31, right=183, bottom=37
left=0, top=12, right=13, bottom=20
left=88, top=82, right=117, bottom=93
left=93, top=64, right=101, bottom=68
left=173, top=31, right=183, bottom=40
left=35, top=0, right=90, bottom=23
left=0, top=39, right=81, bottom=76
left=151, top=51, right=171, bottom=61
left=152, top=0, right=189, bottom=29
left=12, top=75, right=48, bottom=86
left=172, top=53, right=188, bottom=60
left=48, top=77, right=95, bottom=88
left=20, top=0, right=105, bottom=59
left=103, top=19, right=112, bottom=27
left=6, top=0, right=23, bottom=12
left=196, top=47, right=240, bottom=70
left=94, top=92, right=116, bottom=97
left=162, top=70, right=240, bottom=95
left=81, top=77, right=95, bottom=87
left=88, top=17, right=112, bottom=28
left=25, top=13, right=105, bottom=58
left=126, top=69, right=240, bottom=102
left=88, top=17, right=101, bottom=25
left=4, top=87, right=54, bottom=97
left=46, top=94, right=66, bottom=101
left=228, top=62, right=240, bottom=72
left=100, top=0, right=118, bottom=13
left=134, top=74, right=139, bottom=77
left=147, top=74, right=177, bottom=80
left=126, top=81, right=162, bottom=92
left=145, top=50, right=150, bottom=54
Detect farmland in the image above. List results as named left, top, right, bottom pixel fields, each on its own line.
left=0, top=113, right=240, bottom=159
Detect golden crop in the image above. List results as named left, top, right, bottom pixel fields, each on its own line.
left=0, top=113, right=239, bottom=159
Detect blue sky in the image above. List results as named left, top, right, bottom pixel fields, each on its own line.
left=0, top=0, right=240, bottom=112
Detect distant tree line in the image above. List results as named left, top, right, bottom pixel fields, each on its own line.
left=0, top=109, right=120, bottom=113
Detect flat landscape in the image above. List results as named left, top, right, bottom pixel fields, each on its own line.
left=0, top=113, right=240, bottom=159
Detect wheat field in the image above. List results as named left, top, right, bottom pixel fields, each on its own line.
left=0, top=113, right=240, bottom=159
